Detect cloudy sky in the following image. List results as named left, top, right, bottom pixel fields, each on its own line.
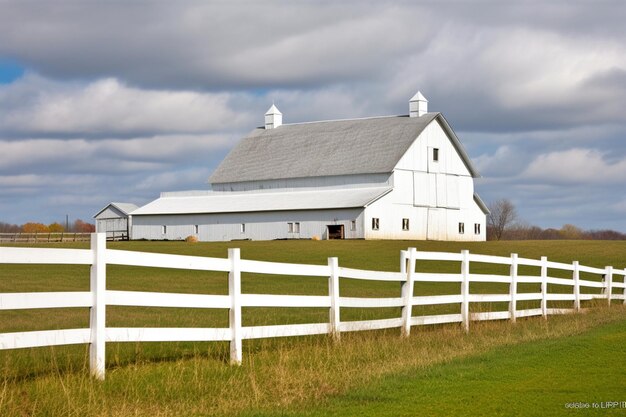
left=1, top=1, right=625, bottom=231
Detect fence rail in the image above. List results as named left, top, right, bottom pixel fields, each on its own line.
left=1, top=234, right=625, bottom=380
left=0, top=232, right=91, bottom=243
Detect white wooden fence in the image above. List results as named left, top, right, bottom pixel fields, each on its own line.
left=0, top=234, right=625, bottom=380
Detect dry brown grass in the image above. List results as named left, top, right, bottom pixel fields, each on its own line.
left=1, top=305, right=624, bottom=416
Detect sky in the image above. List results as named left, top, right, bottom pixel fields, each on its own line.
left=0, top=1, right=625, bottom=231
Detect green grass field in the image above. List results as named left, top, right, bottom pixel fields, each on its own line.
left=1, top=239, right=625, bottom=416
left=245, top=314, right=626, bottom=417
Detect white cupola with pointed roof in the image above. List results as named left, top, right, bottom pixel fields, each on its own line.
left=409, top=91, right=428, bottom=117
left=264, top=104, right=282, bottom=129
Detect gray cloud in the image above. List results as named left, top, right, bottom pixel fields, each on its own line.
left=0, top=1, right=625, bottom=231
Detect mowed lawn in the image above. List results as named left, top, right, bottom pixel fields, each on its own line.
left=1, top=239, right=625, bottom=416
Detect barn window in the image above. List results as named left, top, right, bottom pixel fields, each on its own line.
left=402, top=218, right=410, bottom=231
left=458, top=222, right=465, bottom=234
left=474, top=223, right=480, bottom=234
left=288, top=222, right=294, bottom=233
left=433, top=148, right=440, bottom=162
left=194, top=225, right=199, bottom=234
left=294, top=222, right=300, bottom=233
left=372, top=218, right=379, bottom=230
left=162, top=225, right=167, bottom=234
left=350, top=220, right=356, bottom=231
left=241, top=223, right=246, bottom=233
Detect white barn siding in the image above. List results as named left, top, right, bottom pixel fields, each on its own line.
left=96, top=206, right=126, bottom=220
left=395, top=119, right=472, bottom=176
left=132, top=208, right=365, bottom=242
left=364, top=191, right=428, bottom=240
left=96, top=218, right=128, bottom=234
left=390, top=170, right=413, bottom=205
left=446, top=175, right=460, bottom=209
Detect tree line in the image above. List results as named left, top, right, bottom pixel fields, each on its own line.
left=0, top=219, right=95, bottom=234
left=487, top=199, right=626, bottom=241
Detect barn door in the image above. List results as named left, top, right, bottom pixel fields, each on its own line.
left=413, top=172, right=437, bottom=207
left=427, top=208, right=446, bottom=240
left=436, top=173, right=447, bottom=207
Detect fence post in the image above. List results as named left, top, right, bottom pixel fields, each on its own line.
left=509, top=253, right=518, bottom=323
left=540, top=256, right=548, bottom=319
left=400, top=250, right=407, bottom=275
left=605, top=266, right=613, bottom=307
left=89, top=233, right=106, bottom=380
left=623, top=269, right=626, bottom=305
left=401, top=248, right=416, bottom=337
left=328, top=257, right=340, bottom=340
left=460, top=250, right=470, bottom=333
left=400, top=250, right=408, bottom=298
left=228, top=248, right=242, bottom=365
left=573, top=261, right=580, bottom=311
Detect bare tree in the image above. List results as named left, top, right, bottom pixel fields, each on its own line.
left=487, top=199, right=517, bottom=240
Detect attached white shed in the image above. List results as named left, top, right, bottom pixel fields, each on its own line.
left=132, top=187, right=390, bottom=241
left=93, top=202, right=138, bottom=240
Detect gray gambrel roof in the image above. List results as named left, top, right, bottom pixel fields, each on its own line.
left=209, top=113, right=479, bottom=184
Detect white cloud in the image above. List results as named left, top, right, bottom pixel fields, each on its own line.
left=523, top=148, right=626, bottom=184
left=0, top=75, right=247, bottom=136
left=474, top=145, right=530, bottom=177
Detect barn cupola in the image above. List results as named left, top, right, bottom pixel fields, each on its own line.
left=264, top=104, right=283, bottom=129
left=409, top=91, right=428, bottom=117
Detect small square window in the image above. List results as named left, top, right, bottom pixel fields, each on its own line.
left=241, top=223, right=246, bottom=233
left=433, top=148, right=440, bottom=162
left=402, top=218, right=410, bottom=231
left=350, top=220, right=356, bottom=231
left=458, top=222, right=465, bottom=234
left=294, top=222, right=300, bottom=233
left=194, top=225, right=199, bottom=234
left=162, top=225, right=167, bottom=234
left=372, top=218, right=379, bottom=230
left=288, top=222, right=293, bottom=233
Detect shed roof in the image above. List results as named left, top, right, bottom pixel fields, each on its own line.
left=93, top=202, right=139, bottom=219
left=131, top=187, right=391, bottom=216
left=209, top=113, right=479, bottom=184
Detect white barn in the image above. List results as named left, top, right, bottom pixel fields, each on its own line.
left=131, top=92, right=488, bottom=241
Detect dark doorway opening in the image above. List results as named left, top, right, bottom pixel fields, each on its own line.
left=327, top=225, right=344, bottom=240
